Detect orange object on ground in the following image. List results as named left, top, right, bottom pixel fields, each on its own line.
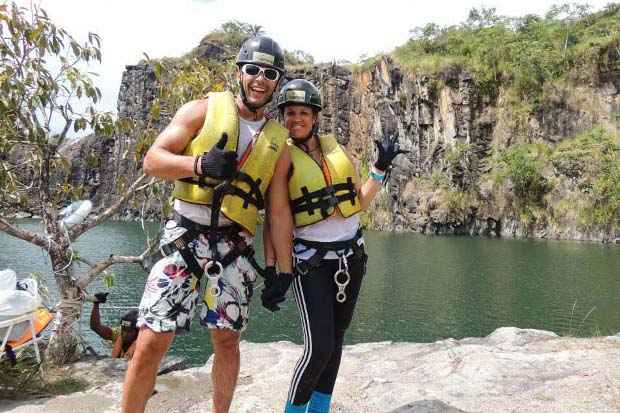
left=7, top=308, right=53, bottom=348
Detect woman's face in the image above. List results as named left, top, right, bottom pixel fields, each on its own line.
left=283, top=105, right=317, bottom=140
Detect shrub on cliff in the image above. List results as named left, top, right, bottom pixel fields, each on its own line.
left=393, top=4, right=620, bottom=100
left=550, top=127, right=620, bottom=231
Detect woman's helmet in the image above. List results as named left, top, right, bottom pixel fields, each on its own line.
left=276, top=79, right=322, bottom=112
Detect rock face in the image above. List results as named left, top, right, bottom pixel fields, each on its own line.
left=4, top=327, right=620, bottom=413
left=66, top=42, right=619, bottom=241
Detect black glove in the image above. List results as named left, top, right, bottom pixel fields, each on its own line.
left=261, top=272, right=294, bottom=312
left=373, top=134, right=409, bottom=171
left=262, top=266, right=277, bottom=290
left=199, top=133, right=237, bottom=180
left=94, top=292, right=108, bottom=304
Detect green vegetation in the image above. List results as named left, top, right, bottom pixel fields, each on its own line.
left=198, top=20, right=314, bottom=67
left=201, top=20, right=265, bottom=49
left=0, top=353, right=88, bottom=400
left=480, top=127, right=619, bottom=231
left=409, top=127, right=618, bottom=234
left=551, top=127, right=620, bottom=231
left=393, top=3, right=620, bottom=101
left=493, top=143, right=550, bottom=206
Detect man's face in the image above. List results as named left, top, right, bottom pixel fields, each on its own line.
left=237, top=64, right=280, bottom=108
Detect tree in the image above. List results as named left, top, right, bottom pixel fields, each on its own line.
left=0, top=2, right=150, bottom=365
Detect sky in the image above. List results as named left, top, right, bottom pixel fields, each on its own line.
left=9, top=0, right=615, bottom=115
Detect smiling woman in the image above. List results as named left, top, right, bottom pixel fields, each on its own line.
left=261, top=78, right=409, bottom=413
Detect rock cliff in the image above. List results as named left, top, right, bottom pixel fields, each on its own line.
left=64, top=36, right=619, bottom=241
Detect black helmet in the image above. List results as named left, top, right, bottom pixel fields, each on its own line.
left=277, top=79, right=322, bottom=112
left=120, top=309, right=138, bottom=330
left=236, top=36, right=285, bottom=72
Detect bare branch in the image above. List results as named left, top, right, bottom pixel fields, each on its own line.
left=68, top=174, right=152, bottom=240
left=0, top=215, right=54, bottom=250
left=76, top=253, right=144, bottom=289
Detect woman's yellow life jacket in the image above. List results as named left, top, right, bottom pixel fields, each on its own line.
left=172, top=91, right=288, bottom=235
left=288, top=134, right=361, bottom=227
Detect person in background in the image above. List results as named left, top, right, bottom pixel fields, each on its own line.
left=88, top=292, right=138, bottom=359
left=262, top=79, right=407, bottom=413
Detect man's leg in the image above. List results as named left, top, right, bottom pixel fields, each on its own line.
left=121, top=328, right=174, bottom=413
left=210, top=329, right=241, bottom=413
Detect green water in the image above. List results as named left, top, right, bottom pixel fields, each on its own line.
left=1, top=220, right=619, bottom=366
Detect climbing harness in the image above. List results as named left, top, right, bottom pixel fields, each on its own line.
left=293, top=229, right=364, bottom=303
left=144, top=210, right=265, bottom=298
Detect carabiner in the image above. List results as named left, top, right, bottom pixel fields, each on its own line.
left=334, top=254, right=351, bottom=303
left=205, top=260, right=224, bottom=296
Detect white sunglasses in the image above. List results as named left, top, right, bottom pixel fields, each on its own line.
left=241, top=63, right=280, bottom=82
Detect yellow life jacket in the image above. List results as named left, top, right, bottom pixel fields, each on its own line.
left=172, top=91, right=287, bottom=235
left=288, top=134, right=361, bottom=227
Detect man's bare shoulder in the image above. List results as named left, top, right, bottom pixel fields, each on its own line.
left=173, top=98, right=208, bottom=127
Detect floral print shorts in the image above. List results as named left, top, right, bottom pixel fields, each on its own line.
left=137, top=220, right=257, bottom=333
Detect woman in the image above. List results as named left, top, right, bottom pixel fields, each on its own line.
left=262, top=79, right=406, bottom=413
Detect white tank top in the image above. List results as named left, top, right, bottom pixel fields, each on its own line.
left=174, top=117, right=266, bottom=225
left=293, top=214, right=362, bottom=260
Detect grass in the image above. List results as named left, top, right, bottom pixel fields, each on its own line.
left=0, top=348, right=89, bottom=400
left=566, top=300, right=598, bottom=337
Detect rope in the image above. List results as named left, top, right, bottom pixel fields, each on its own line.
left=98, top=305, right=139, bottom=310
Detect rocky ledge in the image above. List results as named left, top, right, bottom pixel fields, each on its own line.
left=4, top=327, right=620, bottom=413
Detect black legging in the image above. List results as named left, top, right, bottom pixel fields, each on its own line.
left=287, top=251, right=367, bottom=406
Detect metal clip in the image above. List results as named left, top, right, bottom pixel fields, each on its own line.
left=334, top=254, right=350, bottom=303
left=205, top=260, right=224, bottom=296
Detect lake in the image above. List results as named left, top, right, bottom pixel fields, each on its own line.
left=1, top=219, right=618, bottom=366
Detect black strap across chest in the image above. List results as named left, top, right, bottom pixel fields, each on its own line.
left=290, top=177, right=357, bottom=218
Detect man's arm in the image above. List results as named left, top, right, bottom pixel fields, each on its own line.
left=90, top=302, right=114, bottom=341
left=267, top=147, right=293, bottom=273
left=142, top=99, right=208, bottom=181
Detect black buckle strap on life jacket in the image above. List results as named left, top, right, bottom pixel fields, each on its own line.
left=179, top=172, right=264, bottom=212
left=178, top=176, right=218, bottom=189
left=294, top=229, right=364, bottom=276
left=222, top=171, right=264, bottom=210
left=290, top=178, right=357, bottom=218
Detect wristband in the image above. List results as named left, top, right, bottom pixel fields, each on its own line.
left=369, top=170, right=385, bottom=182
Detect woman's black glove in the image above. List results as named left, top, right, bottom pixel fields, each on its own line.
left=94, top=292, right=109, bottom=304
left=262, top=266, right=277, bottom=290
left=199, top=133, right=237, bottom=180
left=373, top=134, right=409, bottom=172
left=261, top=272, right=294, bottom=312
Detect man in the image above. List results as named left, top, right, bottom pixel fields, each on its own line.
left=122, top=36, right=294, bottom=413
left=89, top=292, right=139, bottom=359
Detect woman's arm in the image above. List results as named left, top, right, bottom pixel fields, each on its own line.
left=357, top=166, right=385, bottom=210
left=263, top=197, right=277, bottom=267
left=266, top=147, right=294, bottom=273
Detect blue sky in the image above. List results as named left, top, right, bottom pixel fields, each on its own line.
left=11, top=0, right=614, bottom=116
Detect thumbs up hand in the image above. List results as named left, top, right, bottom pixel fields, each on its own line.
left=199, top=133, right=237, bottom=180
